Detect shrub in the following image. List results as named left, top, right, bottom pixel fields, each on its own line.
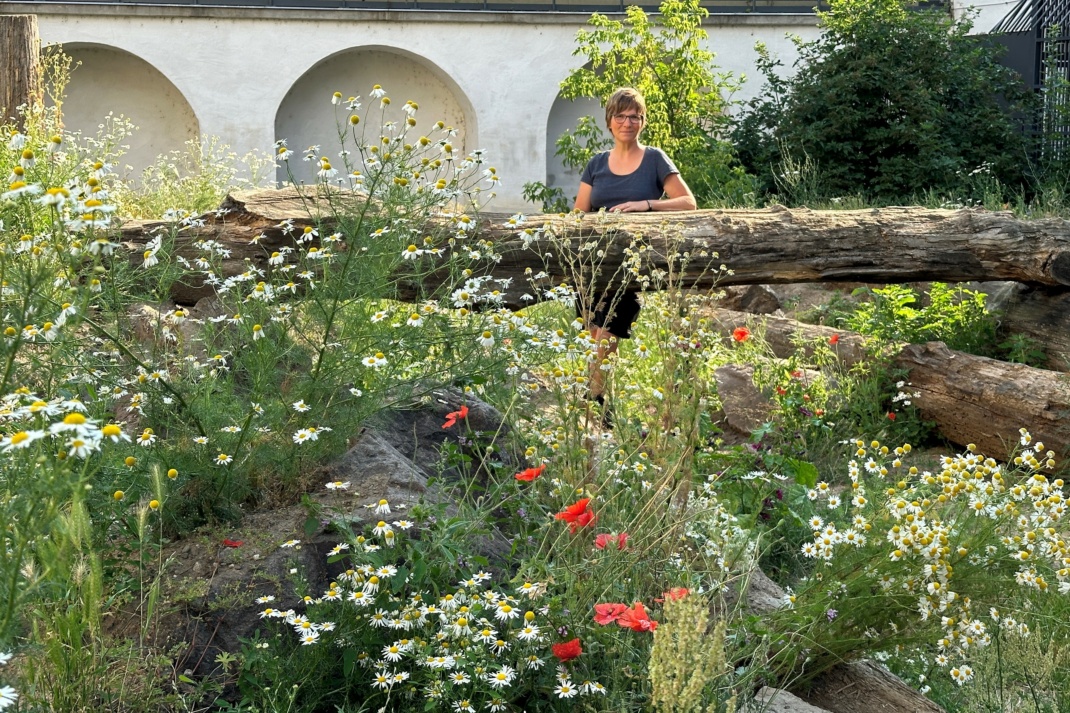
left=733, top=0, right=1035, bottom=203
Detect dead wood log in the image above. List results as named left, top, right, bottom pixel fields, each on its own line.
left=118, top=187, right=1070, bottom=305
left=703, top=312, right=1070, bottom=459
left=894, top=342, right=1070, bottom=460
left=998, top=287, right=1070, bottom=372
left=705, top=307, right=869, bottom=368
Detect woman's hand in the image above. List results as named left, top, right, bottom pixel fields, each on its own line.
left=608, top=200, right=652, bottom=213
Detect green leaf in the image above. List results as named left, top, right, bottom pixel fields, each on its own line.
left=343, top=648, right=358, bottom=677
left=303, top=515, right=320, bottom=538
left=784, top=457, right=819, bottom=488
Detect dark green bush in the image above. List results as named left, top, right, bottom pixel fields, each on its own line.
left=733, top=0, right=1036, bottom=203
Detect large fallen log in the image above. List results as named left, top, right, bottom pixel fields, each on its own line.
left=894, top=342, right=1070, bottom=460
left=118, top=187, right=1070, bottom=305
left=703, top=311, right=1070, bottom=459
left=997, top=286, right=1070, bottom=372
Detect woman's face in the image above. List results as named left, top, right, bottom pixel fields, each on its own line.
left=608, top=106, right=645, bottom=143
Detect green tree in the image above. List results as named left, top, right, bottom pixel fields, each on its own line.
left=530, top=0, right=755, bottom=209
left=733, top=0, right=1035, bottom=203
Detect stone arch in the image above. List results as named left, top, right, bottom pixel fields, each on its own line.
left=57, top=43, right=199, bottom=178
left=545, top=89, right=606, bottom=206
left=275, top=47, right=476, bottom=186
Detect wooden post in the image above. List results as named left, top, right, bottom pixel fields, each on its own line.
left=0, top=15, right=42, bottom=128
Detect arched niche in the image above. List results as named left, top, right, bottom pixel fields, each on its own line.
left=275, top=47, right=475, bottom=186
left=545, top=92, right=606, bottom=205
left=57, top=44, right=199, bottom=179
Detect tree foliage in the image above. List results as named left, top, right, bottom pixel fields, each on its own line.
left=554, top=0, right=755, bottom=207
left=733, top=0, right=1036, bottom=202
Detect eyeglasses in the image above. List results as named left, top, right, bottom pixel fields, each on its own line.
left=612, top=114, right=644, bottom=125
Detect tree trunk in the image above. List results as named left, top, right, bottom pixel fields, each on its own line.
left=0, top=15, right=41, bottom=127
left=999, top=287, right=1070, bottom=371
left=894, top=342, right=1070, bottom=461
left=119, top=187, right=1070, bottom=305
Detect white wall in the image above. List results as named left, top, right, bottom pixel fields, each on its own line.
left=61, top=44, right=199, bottom=181
left=275, top=47, right=473, bottom=186
left=23, top=3, right=819, bottom=211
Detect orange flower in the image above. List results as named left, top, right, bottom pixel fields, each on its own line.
left=442, top=404, right=469, bottom=429
left=617, top=602, right=658, bottom=632
left=732, top=326, right=750, bottom=342
left=593, top=602, right=629, bottom=625
left=551, top=637, right=583, bottom=662
left=829, top=333, right=840, bottom=345
left=514, top=464, right=545, bottom=482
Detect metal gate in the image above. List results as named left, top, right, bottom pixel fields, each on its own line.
left=994, top=0, right=1070, bottom=164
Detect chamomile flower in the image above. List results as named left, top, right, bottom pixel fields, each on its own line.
left=554, top=680, right=578, bottom=698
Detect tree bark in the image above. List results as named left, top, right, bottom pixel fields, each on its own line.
left=703, top=311, right=1070, bottom=459
left=894, top=342, right=1070, bottom=461
left=118, top=187, right=1070, bottom=305
left=0, top=15, right=41, bottom=127
left=999, top=287, right=1070, bottom=371
left=705, top=307, right=869, bottom=368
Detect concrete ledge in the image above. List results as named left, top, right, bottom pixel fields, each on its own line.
left=2, top=2, right=820, bottom=26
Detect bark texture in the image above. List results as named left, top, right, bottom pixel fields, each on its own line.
left=119, top=187, right=1070, bottom=305
left=703, top=312, right=1070, bottom=459
left=894, top=342, right=1070, bottom=460
left=0, top=15, right=41, bottom=126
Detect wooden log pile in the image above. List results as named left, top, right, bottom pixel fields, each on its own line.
left=704, top=308, right=1070, bottom=460
left=116, top=188, right=1070, bottom=456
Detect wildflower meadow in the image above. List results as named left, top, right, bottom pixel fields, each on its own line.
left=3, top=14, right=1070, bottom=713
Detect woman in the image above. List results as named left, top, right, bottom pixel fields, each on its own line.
left=574, top=87, right=697, bottom=411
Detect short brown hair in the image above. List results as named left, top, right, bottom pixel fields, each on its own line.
left=605, top=88, right=647, bottom=128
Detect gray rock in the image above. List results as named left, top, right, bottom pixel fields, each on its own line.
left=712, top=365, right=773, bottom=437
left=719, top=285, right=781, bottom=314
left=368, top=386, right=519, bottom=487
left=319, top=429, right=429, bottom=513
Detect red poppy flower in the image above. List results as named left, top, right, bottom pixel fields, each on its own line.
left=442, top=404, right=469, bottom=429
left=775, top=386, right=787, bottom=396
left=663, top=587, right=689, bottom=602
left=514, top=464, right=545, bottom=482
left=732, top=326, right=750, bottom=342
left=593, top=602, right=629, bottom=625
left=595, top=532, right=629, bottom=550
left=887, top=412, right=897, bottom=421
left=594, top=531, right=624, bottom=545
left=554, top=498, right=591, bottom=523
left=222, top=538, right=243, bottom=548
left=617, top=601, right=658, bottom=632
left=569, top=508, right=597, bottom=534
left=551, top=638, right=583, bottom=662
left=829, top=333, right=840, bottom=345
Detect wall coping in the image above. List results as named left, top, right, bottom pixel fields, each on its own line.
left=2, top=2, right=820, bottom=26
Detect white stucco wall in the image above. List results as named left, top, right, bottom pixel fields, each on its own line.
left=19, top=3, right=819, bottom=211
left=58, top=44, right=200, bottom=181
left=275, top=47, right=473, bottom=186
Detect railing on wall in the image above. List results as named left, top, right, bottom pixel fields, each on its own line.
left=15, top=0, right=825, bottom=12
